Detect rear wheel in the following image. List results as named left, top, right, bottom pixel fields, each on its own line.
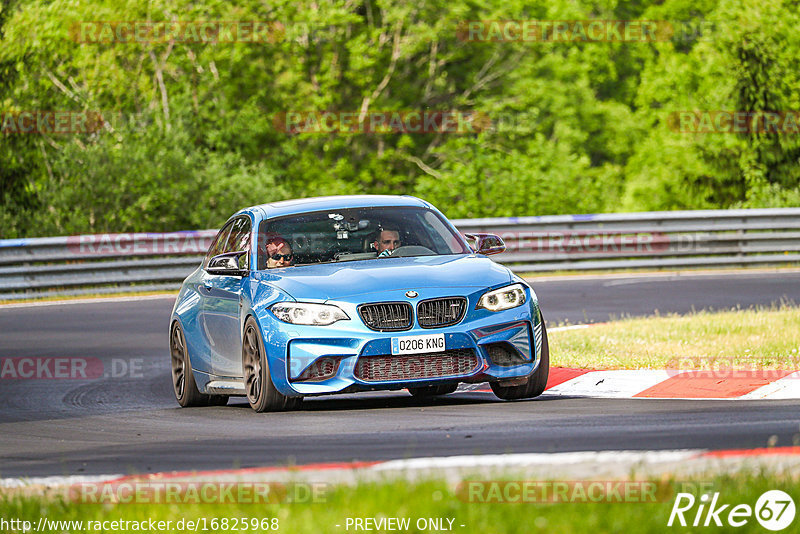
left=407, top=383, right=458, bottom=397
left=490, top=318, right=550, bottom=400
left=170, top=322, right=229, bottom=407
left=242, top=317, right=301, bottom=412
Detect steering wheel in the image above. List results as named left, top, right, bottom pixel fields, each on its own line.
left=382, top=245, right=435, bottom=258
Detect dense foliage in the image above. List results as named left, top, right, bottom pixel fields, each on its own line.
left=1, top=0, right=798, bottom=237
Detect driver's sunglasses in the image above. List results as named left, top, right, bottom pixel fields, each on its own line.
left=270, top=253, right=293, bottom=261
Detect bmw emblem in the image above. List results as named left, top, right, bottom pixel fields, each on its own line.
left=405, top=290, right=418, bottom=298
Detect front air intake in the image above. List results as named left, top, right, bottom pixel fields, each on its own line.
left=354, top=349, right=480, bottom=382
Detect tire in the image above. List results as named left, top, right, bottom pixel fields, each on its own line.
left=490, top=317, right=550, bottom=401
left=170, top=322, right=229, bottom=407
left=242, top=317, right=301, bottom=412
left=408, top=383, right=459, bottom=397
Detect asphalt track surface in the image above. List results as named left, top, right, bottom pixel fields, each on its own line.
left=0, top=270, right=798, bottom=478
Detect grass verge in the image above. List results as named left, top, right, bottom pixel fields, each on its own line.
left=550, top=305, right=800, bottom=370
left=1, top=473, right=797, bottom=533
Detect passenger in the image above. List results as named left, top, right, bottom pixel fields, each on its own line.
left=265, top=237, right=294, bottom=268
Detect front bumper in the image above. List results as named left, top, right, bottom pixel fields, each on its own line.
left=261, top=292, right=543, bottom=396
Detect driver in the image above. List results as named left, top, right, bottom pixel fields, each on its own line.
left=373, top=228, right=401, bottom=257
left=265, top=237, right=294, bottom=268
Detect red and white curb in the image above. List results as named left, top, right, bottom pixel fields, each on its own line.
left=544, top=368, right=800, bottom=399
left=4, top=448, right=800, bottom=490
left=535, top=323, right=800, bottom=400
left=459, top=367, right=800, bottom=399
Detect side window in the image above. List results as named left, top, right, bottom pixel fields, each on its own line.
left=222, top=217, right=251, bottom=254
left=204, top=220, right=235, bottom=267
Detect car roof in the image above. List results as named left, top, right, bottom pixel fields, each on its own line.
left=242, top=195, right=433, bottom=220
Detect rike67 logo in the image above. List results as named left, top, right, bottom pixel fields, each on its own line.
left=668, top=490, right=795, bottom=530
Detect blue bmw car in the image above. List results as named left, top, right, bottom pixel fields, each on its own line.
left=170, top=195, right=549, bottom=412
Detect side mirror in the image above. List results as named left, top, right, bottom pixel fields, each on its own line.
left=464, top=233, right=506, bottom=256
left=207, top=251, right=248, bottom=276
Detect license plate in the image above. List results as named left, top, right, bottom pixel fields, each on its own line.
left=391, top=334, right=445, bottom=355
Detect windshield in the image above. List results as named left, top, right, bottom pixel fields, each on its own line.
left=257, top=206, right=469, bottom=269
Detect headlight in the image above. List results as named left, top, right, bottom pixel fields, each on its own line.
left=477, top=283, right=527, bottom=312
left=270, top=303, right=349, bottom=325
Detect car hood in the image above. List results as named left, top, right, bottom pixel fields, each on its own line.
left=257, top=254, right=513, bottom=301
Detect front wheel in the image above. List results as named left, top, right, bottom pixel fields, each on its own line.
left=490, top=317, right=550, bottom=400
left=242, top=317, right=301, bottom=412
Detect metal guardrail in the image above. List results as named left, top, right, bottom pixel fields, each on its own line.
left=1, top=209, right=799, bottom=300
left=456, top=208, right=800, bottom=272
left=0, top=231, right=217, bottom=299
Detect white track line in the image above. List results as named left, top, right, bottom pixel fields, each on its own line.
left=8, top=447, right=800, bottom=489
left=372, top=450, right=699, bottom=471
left=527, top=267, right=800, bottom=283
left=549, top=324, right=592, bottom=332
left=1, top=451, right=700, bottom=488
left=0, top=294, right=176, bottom=309
left=0, top=473, right=124, bottom=489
